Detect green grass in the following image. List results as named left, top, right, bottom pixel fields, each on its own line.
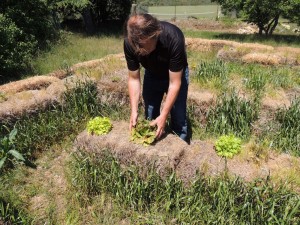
left=193, top=59, right=228, bottom=91
left=273, top=97, right=300, bottom=155
left=70, top=150, right=300, bottom=224
left=0, top=80, right=127, bottom=170
left=206, top=90, right=259, bottom=139
left=1, top=19, right=300, bottom=223
left=0, top=197, right=32, bottom=224
left=227, top=62, right=300, bottom=96
left=148, top=5, right=219, bottom=20
left=28, top=32, right=123, bottom=76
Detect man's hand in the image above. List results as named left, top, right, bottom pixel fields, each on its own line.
left=129, top=111, right=138, bottom=131
left=150, top=114, right=167, bottom=139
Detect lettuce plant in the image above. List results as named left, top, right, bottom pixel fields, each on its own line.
left=87, top=117, right=112, bottom=135
left=215, top=134, right=242, bottom=159
left=130, top=119, right=156, bottom=146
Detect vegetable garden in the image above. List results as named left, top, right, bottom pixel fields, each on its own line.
left=0, top=20, right=300, bottom=224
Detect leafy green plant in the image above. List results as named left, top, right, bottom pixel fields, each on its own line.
left=87, top=117, right=113, bottom=135
left=215, top=134, right=242, bottom=176
left=215, top=134, right=242, bottom=159
left=131, top=119, right=156, bottom=146
left=0, top=128, right=25, bottom=170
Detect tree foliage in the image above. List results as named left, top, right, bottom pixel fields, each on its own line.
left=0, top=0, right=57, bottom=82
left=0, top=0, right=132, bottom=82
left=214, top=0, right=300, bottom=35
left=52, top=0, right=132, bottom=30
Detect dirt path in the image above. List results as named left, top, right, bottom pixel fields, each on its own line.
left=25, top=146, right=71, bottom=223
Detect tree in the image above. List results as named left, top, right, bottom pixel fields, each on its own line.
left=283, top=0, right=300, bottom=26
left=0, top=0, right=58, bottom=82
left=214, top=0, right=300, bottom=35
left=52, top=0, right=132, bottom=33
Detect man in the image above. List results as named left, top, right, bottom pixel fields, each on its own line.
left=124, top=13, right=189, bottom=142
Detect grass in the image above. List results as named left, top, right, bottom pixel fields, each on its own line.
left=148, top=5, right=219, bottom=20
left=1, top=18, right=300, bottom=224
left=0, top=80, right=128, bottom=171
left=226, top=62, right=300, bottom=97
left=28, top=32, right=123, bottom=77
left=70, top=150, right=300, bottom=224
left=273, top=97, right=300, bottom=155
left=206, top=90, right=259, bottom=139
left=193, top=59, right=228, bottom=91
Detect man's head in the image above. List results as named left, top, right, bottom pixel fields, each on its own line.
left=126, top=14, right=162, bottom=56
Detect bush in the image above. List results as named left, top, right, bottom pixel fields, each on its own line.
left=0, top=0, right=58, bottom=82
left=0, top=14, right=36, bottom=82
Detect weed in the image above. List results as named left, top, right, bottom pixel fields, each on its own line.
left=0, top=128, right=25, bottom=171
left=244, top=72, right=267, bottom=95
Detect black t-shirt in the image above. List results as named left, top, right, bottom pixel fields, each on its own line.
left=124, top=21, right=188, bottom=80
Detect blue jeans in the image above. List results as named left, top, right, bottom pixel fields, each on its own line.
left=142, top=67, right=189, bottom=142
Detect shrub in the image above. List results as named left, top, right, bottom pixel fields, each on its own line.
left=0, top=14, right=35, bottom=82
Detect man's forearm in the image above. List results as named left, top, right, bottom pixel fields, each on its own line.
left=161, top=81, right=181, bottom=118
left=160, top=70, right=182, bottom=118
left=128, top=70, right=141, bottom=113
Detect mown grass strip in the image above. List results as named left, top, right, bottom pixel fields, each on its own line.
left=71, top=150, right=300, bottom=224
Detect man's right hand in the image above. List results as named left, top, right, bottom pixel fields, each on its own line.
left=129, top=111, right=138, bottom=131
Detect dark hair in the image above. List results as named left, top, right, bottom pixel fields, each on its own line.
left=125, top=14, right=162, bottom=54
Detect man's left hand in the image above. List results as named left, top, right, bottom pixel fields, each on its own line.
left=150, top=115, right=167, bottom=139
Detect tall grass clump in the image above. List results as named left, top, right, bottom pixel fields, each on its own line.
left=71, top=150, right=300, bottom=224
left=0, top=198, right=32, bottom=224
left=0, top=79, right=131, bottom=164
left=194, top=60, right=228, bottom=90
left=10, top=81, right=100, bottom=156
left=206, top=91, right=259, bottom=139
left=244, top=72, right=267, bottom=96
left=272, top=97, right=300, bottom=155
left=268, top=67, right=294, bottom=89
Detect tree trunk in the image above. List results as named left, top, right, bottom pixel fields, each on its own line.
left=269, top=15, right=279, bottom=35
left=265, top=14, right=280, bottom=36
left=82, top=6, right=96, bottom=35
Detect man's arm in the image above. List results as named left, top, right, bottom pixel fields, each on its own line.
left=128, top=69, right=141, bottom=130
left=150, top=69, right=182, bottom=138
